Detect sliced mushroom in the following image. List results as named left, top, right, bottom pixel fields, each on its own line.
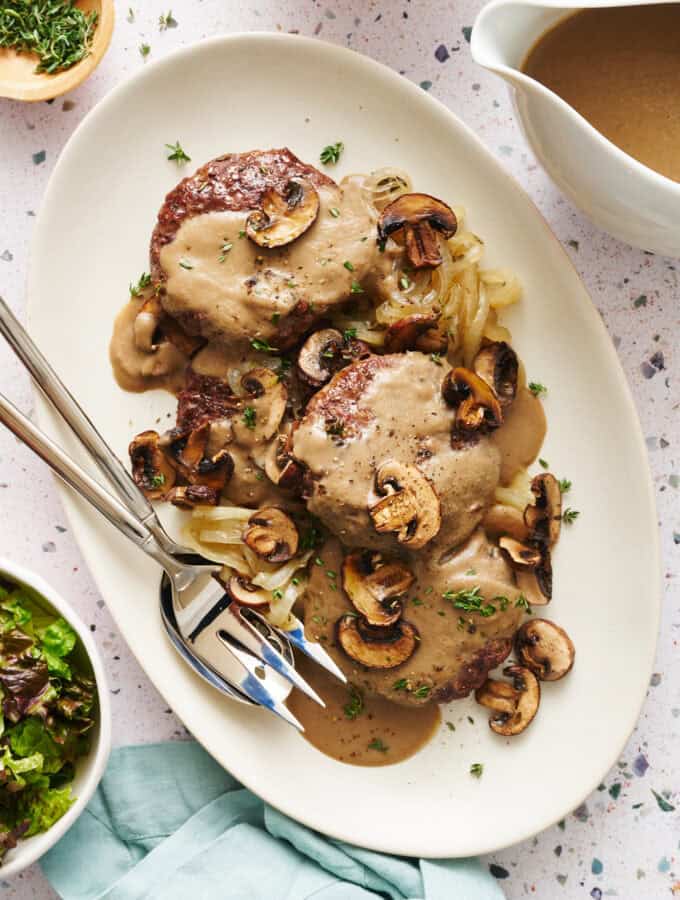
left=515, top=544, right=552, bottom=606
left=133, top=294, right=204, bottom=357
left=167, top=484, right=221, bottom=508
left=498, top=536, right=542, bottom=570
left=133, top=295, right=163, bottom=352
left=524, top=473, right=562, bottom=546
left=263, top=435, right=305, bottom=491
left=246, top=179, right=320, bottom=248
left=515, top=618, right=575, bottom=681
left=483, top=504, right=530, bottom=543
left=342, top=551, right=414, bottom=627
left=383, top=313, right=448, bottom=355
left=378, top=193, right=457, bottom=269
left=475, top=665, right=540, bottom=736
left=194, top=448, right=234, bottom=493
left=442, top=368, right=503, bottom=440
left=129, top=430, right=176, bottom=499
left=369, top=461, right=441, bottom=549
left=227, top=575, right=271, bottom=609
left=297, top=328, right=344, bottom=388
left=336, top=615, right=418, bottom=669
left=240, top=367, right=288, bottom=440
left=473, top=341, right=519, bottom=409
left=244, top=507, right=299, bottom=563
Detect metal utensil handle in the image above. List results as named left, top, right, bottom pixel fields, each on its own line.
left=0, top=296, right=155, bottom=524
left=0, top=391, right=151, bottom=548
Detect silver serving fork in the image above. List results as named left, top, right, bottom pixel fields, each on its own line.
left=0, top=298, right=345, bottom=729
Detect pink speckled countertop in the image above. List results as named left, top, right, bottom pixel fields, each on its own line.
left=0, top=2, right=677, bottom=897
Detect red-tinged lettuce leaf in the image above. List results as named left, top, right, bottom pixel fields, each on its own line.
left=0, top=661, right=49, bottom=724
left=0, top=822, right=29, bottom=863
left=0, top=630, right=35, bottom=663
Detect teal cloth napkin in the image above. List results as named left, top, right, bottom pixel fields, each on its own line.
left=41, top=742, right=505, bottom=900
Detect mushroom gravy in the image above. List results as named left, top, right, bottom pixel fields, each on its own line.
left=287, top=654, right=441, bottom=766
left=159, top=176, right=389, bottom=345
left=522, top=5, right=680, bottom=183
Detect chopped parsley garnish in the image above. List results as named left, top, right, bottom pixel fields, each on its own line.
left=139, top=42, right=150, bottom=58
left=446, top=721, right=456, bottom=731
left=150, top=474, right=166, bottom=488
left=470, top=763, right=484, bottom=779
left=343, top=328, right=357, bottom=341
left=411, top=597, right=424, bottom=606
left=158, top=9, right=177, bottom=30
left=558, top=478, right=572, bottom=494
left=343, top=260, right=355, bottom=272
left=271, top=312, right=281, bottom=324
left=350, top=280, right=364, bottom=294
left=243, top=407, right=257, bottom=430
left=329, top=207, right=340, bottom=218
left=414, top=684, right=431, bottom=699
left=443, top=585, right=496, bottom=617
left=430, top=353, right=443, bottom=366
left=496, top=596, right=510, bottom=611
left=166, top=141, right=191, bottom=164
left=562, top=507, right=580, bottom=524
left=367, top=737, right=389, bottom=753
left=538, top=458, right=549, bottom=469
left=528, top=381, right=547, bottom=397
left=0, top=0, right=98, bottom=74
left=299, top=525, right=323, bottom=551
left=250, top=338, right=277, bottom=353
left=399, top=274, right=410, bottom=290
left=129, top=272, right=152, bottom=297
left=178, top=258, right=193, bottom=270
left=238, top=230, right=246, bottom=238
left=320, top=142, right=344, bottom=165
left=272, top=588, right=283, bottom=601
left=218, top=241, right=233, bottom=263
left=392, top=678, right=409, bottom=692
left=343, top=685, right=364, bottom=720
left=514, top=594, right=532, bottom=613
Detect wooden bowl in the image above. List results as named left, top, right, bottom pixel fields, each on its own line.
left=0, top=0, right=114, bottom=102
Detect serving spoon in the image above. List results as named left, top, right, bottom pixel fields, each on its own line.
left=0, top=298, right=345, bottom=728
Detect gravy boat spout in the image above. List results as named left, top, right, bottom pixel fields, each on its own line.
left=471, top=0, right=680, bottom=257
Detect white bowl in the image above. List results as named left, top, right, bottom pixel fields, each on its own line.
left=472, top=0, right=680, bottom=257
left=0, top=558, right=111, bottom=878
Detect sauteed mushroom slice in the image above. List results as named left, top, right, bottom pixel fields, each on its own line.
left=524, top=473, right=562, bottom=546
left=378, top=193, right=457, bottom=269
left=194, top=448, right=234, bottom=494
left=473, top=341, right=519, bottom=409
left=498, top=536, right=543, bottom=570
left=483, top=504, right=530, bottom=543
left=369, top=461, right=441, bottom=549
left=133, top=294, right=204, bottom=357
left=243, top=507, right=299, bottom=563
left=297, top=328, right=344, bottom=388
left=515, top=618, right=575, bottom=682
left=336, top=615, right=418, bottom=669
left=246, top=179, right=320, bottom=248
left=383, top=313, right=448, bottom=355
left=167, top=484, right=221, bottom=508
left=129, top=430, right=176, bottom=499
left=442, top=368, right=503, bottom=440
left=516, top=548, right=553, bottom=606
left=475, top=665, right=540, bottom=736
left=342, top=551, right=414, bottom=627
left=263, top=435, right=305, bottom=491
left=227, top=575, right=271, bottom=609
left=240, top=368, right=288, bottom=440
left=133, top=295, right=164, bottom=352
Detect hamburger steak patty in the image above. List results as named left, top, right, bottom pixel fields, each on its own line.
left=304, top=531, right=522, bottom=706
left=292, top=352, right=501, bottom=552
left=151, top=148, right=385, bottom=349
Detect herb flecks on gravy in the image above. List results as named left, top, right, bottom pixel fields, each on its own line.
left=110, top=147, right=577, bottom=766
left=523, top=5, right=680, bottom=183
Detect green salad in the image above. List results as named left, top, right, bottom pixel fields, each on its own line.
left=0, top=576, right=96, bottom=863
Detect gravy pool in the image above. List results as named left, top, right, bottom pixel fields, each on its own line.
left=522, top=4, right=680, bottom=183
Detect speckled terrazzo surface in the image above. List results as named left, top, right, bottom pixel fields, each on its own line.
left=0, top=1, right=678, bottom=896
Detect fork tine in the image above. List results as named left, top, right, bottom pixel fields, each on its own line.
left=221, top=604, right=326, bottom=708
left=216, top=633, right=305, bottom=732
left=280, top=614, right=348, bottom=684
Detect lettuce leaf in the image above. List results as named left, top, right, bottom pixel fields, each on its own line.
left=37, top=619, right=76, bottom=659
left=19, top=786, right=73, bottom=837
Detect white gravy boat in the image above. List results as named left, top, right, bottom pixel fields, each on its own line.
left=471, top=0, right=680, bottom=257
